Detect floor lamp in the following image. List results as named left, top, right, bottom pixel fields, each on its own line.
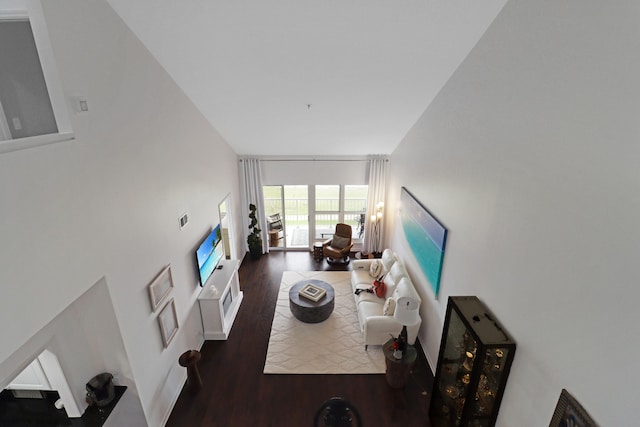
left=369, top=202, right=384, bottom=256
left=393, top=296, right=420, bottom=355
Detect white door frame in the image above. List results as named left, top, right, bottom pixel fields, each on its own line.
left=0, top=99, right=12, bottom=141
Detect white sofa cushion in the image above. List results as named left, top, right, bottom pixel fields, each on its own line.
left=383, top=262, right=407, bottom=298
left=351, top=269, right=372, bottom=291
left=357, top=300, right=385, bottom=329
left=354, top=287, right=380, bottom=305
left=392, top=277, right=421, bottom=304
left=380, top=249, right=397, bottom=272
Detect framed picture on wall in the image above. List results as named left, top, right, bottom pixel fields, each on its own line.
left=157, top=298, right=178, bottom=348
left=148, top=265, right=174, bottom=311
left=400, top=187, right=448, bottom=297
left=549, top=389, right=598, bottom=427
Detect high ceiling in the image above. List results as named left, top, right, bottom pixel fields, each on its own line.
left=106, top=0, right=508, bottom=156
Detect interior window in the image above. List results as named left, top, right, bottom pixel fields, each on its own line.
left=0, top=19, right=57, bottom=141
left=0, top=7, right=72, bottom=154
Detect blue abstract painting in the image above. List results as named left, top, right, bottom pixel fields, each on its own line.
left=400, top=187, right=447, bottom=297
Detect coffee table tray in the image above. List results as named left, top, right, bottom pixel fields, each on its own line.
left=299, top=283, right=326, bottom=302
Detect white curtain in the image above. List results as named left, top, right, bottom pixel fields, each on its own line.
left=239, top=157, right=269, bottom=254
left=364, top=156, right=389, bottom=254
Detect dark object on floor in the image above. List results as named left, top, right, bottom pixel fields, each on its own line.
left=86, top=373, right=114, bottom=407
left=247, top=203, right=263, bottom=258
left=313, top=242, right=324, bottom=262
left=179, top=350, right=203, bottom=392
left=313, top=397, right=362, bottom=427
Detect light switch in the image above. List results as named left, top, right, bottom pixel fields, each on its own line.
left=12, top=117, right=22, bottom=130
left=71, top=96, right=89, bottom=114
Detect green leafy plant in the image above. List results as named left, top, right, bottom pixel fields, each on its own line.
left=247, top=203, right=263, bottom=258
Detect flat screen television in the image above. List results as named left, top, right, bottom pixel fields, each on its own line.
left=196, top=224, right=224, bottom=286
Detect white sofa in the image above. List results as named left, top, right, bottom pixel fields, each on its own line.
left=351, top=249, right=422, bottom=349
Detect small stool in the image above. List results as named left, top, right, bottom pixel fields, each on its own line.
left=179, top=350, right=202, bottom=392
left=269, top=230, right=280, bottom=246
left=313, top=242, right=324, bottom=262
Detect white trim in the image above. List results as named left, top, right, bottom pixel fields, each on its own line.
left=0, top=131, right=75, bottom=154
left=258, top=155, right=371, bottom=162
left=0, top=99, right=11, bottom=140
left=27, top=0, right=73, bottom=135
left=0, top=10, right=28, bottom=21
left=0, top=5, right=74, bottom=151
left=0, top=11, right=29, bottom=143
left=39, top=349, right=82, bottom=418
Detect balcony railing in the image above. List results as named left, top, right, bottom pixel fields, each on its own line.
left=265, top=197, right=367, bottom=246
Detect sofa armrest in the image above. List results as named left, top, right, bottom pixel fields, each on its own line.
left=364, top=315, right=401, bottom=330
left=352, top=259, right=374, bottom=271
left=363, top=316, right=421, bottom=346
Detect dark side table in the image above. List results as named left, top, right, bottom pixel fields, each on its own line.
left=179, top=350, right=202, bottom=392
left=313, top=242, right=324, bottom=262
left=383, top=338, right=417, bottom=388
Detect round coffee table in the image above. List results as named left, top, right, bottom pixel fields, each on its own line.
left=289, top=280, right=335, bottom=323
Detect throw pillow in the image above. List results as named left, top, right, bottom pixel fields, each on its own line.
left=331, top=235, right=350, bottom=249
left=369, top=260, right=382, bottom=278
left=383, top=298, right=396, bottom=316
left=372, top=279, right=386, bottom=298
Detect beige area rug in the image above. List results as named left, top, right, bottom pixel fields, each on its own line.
left=264, top=271, right=385, bottom=374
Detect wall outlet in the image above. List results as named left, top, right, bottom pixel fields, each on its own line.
left=12, top=117, right=22, bottom=130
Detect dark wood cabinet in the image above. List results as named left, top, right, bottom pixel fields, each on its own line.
left=429, top=296, right=516, bottom=427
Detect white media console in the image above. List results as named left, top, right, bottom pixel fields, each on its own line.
left=197, top=259, right=243, bottom=340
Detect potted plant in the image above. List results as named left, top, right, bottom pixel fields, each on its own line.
left=247, top=203, right=263, bottom=259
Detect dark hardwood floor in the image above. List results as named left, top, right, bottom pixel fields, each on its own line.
left=166, top=251, right=434, bottom=426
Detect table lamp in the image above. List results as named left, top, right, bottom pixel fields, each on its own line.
left=393, top=296, right=420, bottom=355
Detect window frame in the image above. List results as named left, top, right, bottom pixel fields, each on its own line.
left=0, top=6, right=74, bottom=154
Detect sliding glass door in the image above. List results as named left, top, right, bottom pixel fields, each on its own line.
left=264, top=184, right=367, bottom=250
left=263, top=185, right=309, bottom=249
left=343, top=185, right=368, bottom=240
left=284, top=185, right=309, bottom=248
left=315, top=185, right=339, bottom=241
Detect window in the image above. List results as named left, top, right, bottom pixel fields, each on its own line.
left=0, top=5, right=73, bottom=154
left=315, top=185, right=340, bottom=240
left=314, top=184, right=367, bottom=240
left=343, top=185, right=368, bottom=239
left=264, top=184, right=367, bottom=249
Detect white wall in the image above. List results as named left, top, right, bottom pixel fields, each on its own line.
left=0, top=0, right=241, bottom=425
left=387, top=0, right=640, bottom=425
left=261, top=158, right=368, bottom=185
